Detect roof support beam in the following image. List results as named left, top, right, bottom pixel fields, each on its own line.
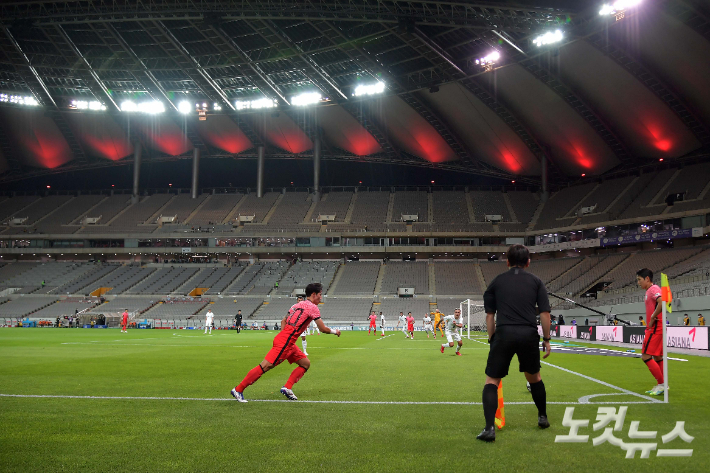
left=152, top=20, right=235, bottom=112
left=205, top=23, right=290, bottom=105
left=101, top=23, right=179, bottom=112
left=2, top=27, right=56, bottom=107
left=53, top=25, right=120, bottom=111
left=261, top=20, right=349, bottom=101
left=586, top=31, right=710, bottom=146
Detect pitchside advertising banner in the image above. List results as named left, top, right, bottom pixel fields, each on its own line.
left=544, top=325, right=710, bottom=350
left=600, top=228, right=700, bottom=247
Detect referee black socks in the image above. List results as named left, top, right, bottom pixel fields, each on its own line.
left=529, top=380, right=547, bottom=418
left=482, top=383, right=498, bottom=429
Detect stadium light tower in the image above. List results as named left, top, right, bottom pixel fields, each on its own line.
left=235, top=98, right=277, bottom=110
left=291, top=92, right=322, bottom=106
left=177, top=100, right=192, bottom=114
left=353, top=82, right=385, bottom=97
left=599, top=0, right=642, bottom=17
left=120, top=100, right=165, bottom=114
left=533, top=30, right=564, bottom=47
left=475, top=51, right=500, bottom=71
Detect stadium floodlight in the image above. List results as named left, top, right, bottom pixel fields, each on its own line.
left=177, top=100, right=192, bottom=114
left=235, top=98, right=277, bottom=110
left=0, top=93, right=39, bottom=106
left=120, top=100, right=165, bottom=114
left=599, top=0, right=642, bottom=16
left=70, top=100, right=106, bottom=111
left=533, top=30, right=564, bottom=47
left=213, top=102, right=222, bottom=111
left=475, top=51, right=501, bottom=67
left=291, top=92, right=322, bottom=106
left=353, top=81, right=385, bottom=97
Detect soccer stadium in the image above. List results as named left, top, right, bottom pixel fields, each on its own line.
left=1, top=0, right=709, bottom=470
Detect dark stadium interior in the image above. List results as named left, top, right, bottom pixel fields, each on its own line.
left=0, top=0, right=709, bottom=328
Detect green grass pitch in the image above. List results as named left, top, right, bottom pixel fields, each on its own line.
left=1, top=328, right=708, bottom=472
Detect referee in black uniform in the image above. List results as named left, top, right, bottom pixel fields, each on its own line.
left=477, top=244, right=552, bottom=442
left=234, top=310, right=243, bottom=333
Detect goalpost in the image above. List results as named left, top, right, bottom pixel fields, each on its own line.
left=459, top=299, right=485, bottom=339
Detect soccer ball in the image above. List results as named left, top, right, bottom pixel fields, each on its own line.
left=526, top=382, right=531, bottom=393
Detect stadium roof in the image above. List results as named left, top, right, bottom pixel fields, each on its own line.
left=0, top=0, right=708, bottom=186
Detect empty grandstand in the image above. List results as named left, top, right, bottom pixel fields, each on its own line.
left=328, top=262, right=380, bottom=295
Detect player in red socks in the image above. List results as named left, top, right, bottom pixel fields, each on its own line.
left=406, top=312, right=415, bottom=339
left=121, top=310, right=129, bottom=333
left=636, top=268, right=665, bottom=395
left=368, top=312, right=377, bottom=335
left=231, top=283, right=341, bottom=402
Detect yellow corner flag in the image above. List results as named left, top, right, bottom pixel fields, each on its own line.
left=494, top=381, right=505, bottom=429
left=661, top=273, right=673, bottom=313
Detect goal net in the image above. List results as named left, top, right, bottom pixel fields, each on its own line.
left=459, top=299, right=486, bottom=339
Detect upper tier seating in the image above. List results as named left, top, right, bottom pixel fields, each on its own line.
left=379, top=261, right=428, bottom=295
left=309, top=192, right=353, bottom=222
left=188, top=193, right=244, bottom=226
left=470, top=191, right=511, bottom=222
left=329, top=261, right=380, bottom=295
left=434, top=262, right=483, bottom=295
left=506, top=191, right=539, bottom=224
left=392, top=192, right=428, bottom=222
left=274, top=261, right=338, bottom=295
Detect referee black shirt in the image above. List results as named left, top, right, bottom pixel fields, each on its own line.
left=483, top=267, right=551, bottom=328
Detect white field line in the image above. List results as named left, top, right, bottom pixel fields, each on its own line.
left=469, top=338, right=662, bottom=404
left=0, top=393, right=657, bottom=405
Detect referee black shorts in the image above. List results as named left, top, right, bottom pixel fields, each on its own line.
left=485, top=325, right=541, bottom=378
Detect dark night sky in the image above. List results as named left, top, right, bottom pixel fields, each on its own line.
left=4, top=157, right=530, bottom=192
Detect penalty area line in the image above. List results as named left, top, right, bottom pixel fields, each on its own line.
left=0, top=393, right=657, bottom=405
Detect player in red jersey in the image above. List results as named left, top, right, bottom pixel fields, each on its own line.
left=231, top=283, right=341, bottom=402
left=368, top=312, right=377, bottom=335
left=636, top=268, right=665, bottom=395
left=406, top=312, right=415, bottom=339
left=121, top=310, right=129, bottom=333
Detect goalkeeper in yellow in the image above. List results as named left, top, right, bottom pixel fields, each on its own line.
left=432, top=310, right=445, bottom=338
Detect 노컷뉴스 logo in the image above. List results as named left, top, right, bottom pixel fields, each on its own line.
left=555, top=407, right=693, bottom=458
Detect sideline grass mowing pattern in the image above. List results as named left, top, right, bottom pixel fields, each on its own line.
left=1, top=329, right=708, bottom=472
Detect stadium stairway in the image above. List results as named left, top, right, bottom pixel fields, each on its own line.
left=475, top=264, right=486, bottom=291
left=465, top=191, right=476, bottom=223
left=220, top=194, right=249, bottom=224
left=502, top=193, right=517, bottom=223
left=386, top=193, right=395, bottom=223
left=546, top=258, right=586, bottom=291
left=344, top=193, right=357, bottom=223
left=261, top=194, right=284, bottom=224
left=428, top=263, right=436, bottom=295
left=374, top=263, right=386, bottom=294
left=144, top=194, right=178, bottom=224
left=526, top=198, right=545, bottom=230
left=326, top=263, right=346, bottom=295
left=183, top=195, right=212, bottom=224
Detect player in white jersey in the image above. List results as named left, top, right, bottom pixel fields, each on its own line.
left=204, top=309, right=215, bottom=334
left=380, top=312, right=386, bottom=336
left=423, top=313, right=434, bottom=338
left=396, top=312, right=408, bottom=338
left=310, top=319, right=320, bottom=335
left=437, top=308, right=463, bottom=355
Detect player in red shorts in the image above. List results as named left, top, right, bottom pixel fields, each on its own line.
left=406, top=312, right=415, bottom=339
left=121, top=310, right=129, bottom=333
left=231, top=283, right=341, bottom=402
left=636, top=268, right=665, bottom=395
left=368, top=312, right=377, bottom=335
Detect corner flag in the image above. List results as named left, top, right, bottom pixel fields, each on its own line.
left=494, top=381, right=505, bottom=429
left=661, top=273, right=672, bottom=313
